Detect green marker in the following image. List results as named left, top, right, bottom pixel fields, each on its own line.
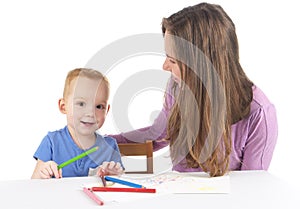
left=57, top=146, right=99, bottom=169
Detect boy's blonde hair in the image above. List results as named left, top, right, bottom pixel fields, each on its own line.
left=63, top=68, right=109, bottom=99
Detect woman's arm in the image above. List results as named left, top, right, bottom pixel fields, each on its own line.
left=110, top=103, right=170, bottom=151
left=110, top=79, right=175, bottom=151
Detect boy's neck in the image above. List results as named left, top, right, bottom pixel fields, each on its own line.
left=73, top=135, right=96, bottom=150
left=68, top=127, right=97, bottom=150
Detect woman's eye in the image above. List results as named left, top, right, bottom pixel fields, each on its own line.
left=168, top=58, right=176, bottom=64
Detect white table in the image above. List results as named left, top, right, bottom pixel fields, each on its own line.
left=0, top=171, right=299, bottom=209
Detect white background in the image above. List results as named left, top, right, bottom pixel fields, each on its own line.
left=0, top=0, right=299, bottom=187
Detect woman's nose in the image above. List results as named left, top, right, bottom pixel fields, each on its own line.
left=162, top=58, right=170, bottom=72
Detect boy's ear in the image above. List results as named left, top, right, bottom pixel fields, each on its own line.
left=58, top=98, right=67, bottom=114
left=106, top=104, right=110, bottom=114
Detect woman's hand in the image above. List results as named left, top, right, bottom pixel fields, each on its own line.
left=31, top=159, right=62, bottom=179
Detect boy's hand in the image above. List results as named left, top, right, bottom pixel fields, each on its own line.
left=31, top=159, right=62, bottom=179
left=97, top=161, right=124, bottom=176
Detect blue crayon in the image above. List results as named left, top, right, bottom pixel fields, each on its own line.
left=104, top=176, right=145, bottom=188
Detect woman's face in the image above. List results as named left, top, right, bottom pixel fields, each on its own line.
left=163, top=31, right=181, bottom=83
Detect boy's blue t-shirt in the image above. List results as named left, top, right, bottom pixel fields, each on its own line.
left=33, top=126, right=123, bottom=177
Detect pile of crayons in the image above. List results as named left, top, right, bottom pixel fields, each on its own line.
left=83, top=176, right=156, bottom=206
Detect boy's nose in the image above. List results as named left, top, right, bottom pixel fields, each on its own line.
left=84, top=105, right=95, bottom=117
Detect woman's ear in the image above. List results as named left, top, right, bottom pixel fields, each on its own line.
left=58, top=98, right=67, bottom=114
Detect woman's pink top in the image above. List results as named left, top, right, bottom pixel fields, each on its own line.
left=111, top=81, right=278, bottom=172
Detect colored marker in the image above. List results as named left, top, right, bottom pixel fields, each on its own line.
left=91, top=187, right=156, bottom=193
left=58, top=146, right=98, bottom=169
left=104, top=176, right=145, bottom=188
left=83, top=187, right=104, bottom=205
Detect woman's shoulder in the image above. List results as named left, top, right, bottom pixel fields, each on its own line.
left=250, top=85, right=275, bottom=113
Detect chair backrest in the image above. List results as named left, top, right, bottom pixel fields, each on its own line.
left=118, top=140, right=153, bottom=174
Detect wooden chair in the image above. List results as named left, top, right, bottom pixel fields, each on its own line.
left=118, top=140, right=153, bottom=174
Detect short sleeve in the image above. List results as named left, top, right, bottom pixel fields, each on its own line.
left=33, top=135, right=53, bottom=161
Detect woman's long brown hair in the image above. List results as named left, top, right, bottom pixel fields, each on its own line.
left=162, top=3, right=253, bottom=177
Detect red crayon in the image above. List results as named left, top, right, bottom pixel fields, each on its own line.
left=91, top=187, right=156, bottom=193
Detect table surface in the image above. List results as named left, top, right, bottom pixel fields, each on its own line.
left=0, top=170, right=299, bottom=209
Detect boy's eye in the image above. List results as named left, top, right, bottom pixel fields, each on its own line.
left=96, top=104, right=105, bottom=109
left=75, top=101, right=85, bottom=107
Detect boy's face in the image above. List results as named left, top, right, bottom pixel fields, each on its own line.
left=63, top=76, right=110, bottom=137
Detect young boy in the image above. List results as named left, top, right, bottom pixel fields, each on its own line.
left=32, top=68, right=124, bottom=179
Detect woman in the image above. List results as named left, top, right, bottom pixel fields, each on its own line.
left=111, top=2, right=278, bottom=177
